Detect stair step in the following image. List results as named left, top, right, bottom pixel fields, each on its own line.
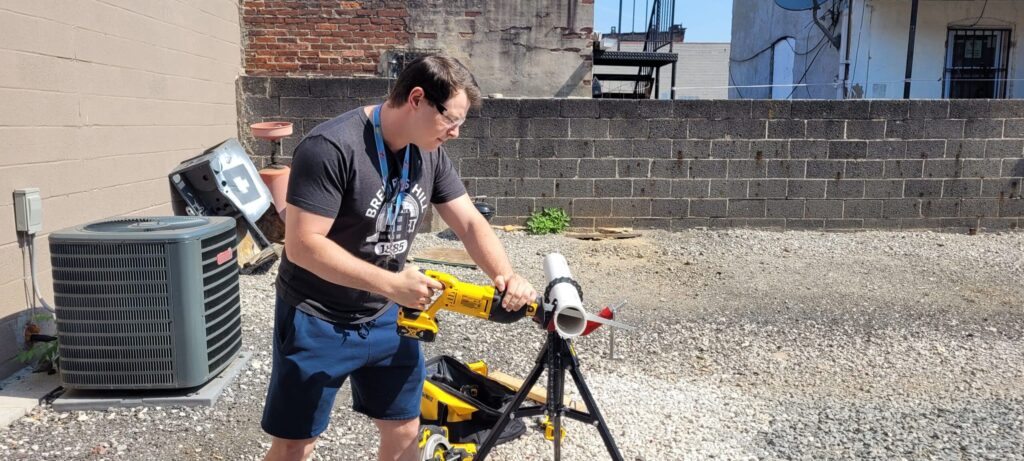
left=593, top=73, right=655, bottom=82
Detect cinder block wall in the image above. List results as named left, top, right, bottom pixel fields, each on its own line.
left=239, top=77, right=1023, bottom=232
left=0, top=2, right=242, bottom=378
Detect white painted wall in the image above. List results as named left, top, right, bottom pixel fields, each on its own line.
left=846, top=0, right=1024, bottom=99
left=594, top=40, right=731, bottom=99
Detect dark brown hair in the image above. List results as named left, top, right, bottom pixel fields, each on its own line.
left=387, top=54, right=482, bottom=110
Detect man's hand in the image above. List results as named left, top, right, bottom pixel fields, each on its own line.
left=386, top=265, right=443, bottom=310
left=493, top=273, right=537, bottom=312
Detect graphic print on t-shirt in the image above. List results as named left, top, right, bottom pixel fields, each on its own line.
left=364, top=178, right=430, bottom=257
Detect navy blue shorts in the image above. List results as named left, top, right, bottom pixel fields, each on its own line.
left=261, top=296, right=425, bottom=440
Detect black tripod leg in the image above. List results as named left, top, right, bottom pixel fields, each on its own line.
left=552, top=352, right=565, bottom=461
left=473, top=344, right=549, bottom=460
left=568, top=362, right=625, bottom=461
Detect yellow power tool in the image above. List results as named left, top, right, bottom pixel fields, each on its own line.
left=397, top=270, right=540, bottom=342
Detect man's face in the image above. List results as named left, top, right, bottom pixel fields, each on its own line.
left=411, top=88, right=469, bottom=152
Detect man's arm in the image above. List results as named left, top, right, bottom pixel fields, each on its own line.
left=285, top=205, right=441, bottom=308
left=433, top=194, right=537, bottom=311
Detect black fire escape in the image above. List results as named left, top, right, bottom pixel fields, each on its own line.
left=593, top=0, right=678, bottom=99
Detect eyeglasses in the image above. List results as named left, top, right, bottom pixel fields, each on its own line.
left=423, top=92, right=465, bottom=130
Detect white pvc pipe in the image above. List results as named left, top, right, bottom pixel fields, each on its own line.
left=543, top=253, right=587, bottom=338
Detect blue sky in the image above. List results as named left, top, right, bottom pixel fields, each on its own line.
left=593, top=0, right=733, bottom=42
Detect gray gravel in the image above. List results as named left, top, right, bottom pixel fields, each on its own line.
left=2, top=228, right=1023, bottom=460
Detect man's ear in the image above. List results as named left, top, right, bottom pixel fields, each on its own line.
left=407, top=87, right=425, bottom=109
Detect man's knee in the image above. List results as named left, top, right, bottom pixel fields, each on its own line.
left=374, top=417, right=420, bottom=441
left=265, top=436, right=317, bottom=461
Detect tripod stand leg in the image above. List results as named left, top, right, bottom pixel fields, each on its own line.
left=550, top=341, right=565, bottom=460
left=568, top=362, right=625, bottom=461
left=473, top=344, right=548, bottom=460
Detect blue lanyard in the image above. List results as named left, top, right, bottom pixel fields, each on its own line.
left=371, top=105, right=411, bottom=233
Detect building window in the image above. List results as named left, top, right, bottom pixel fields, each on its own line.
left=770, top=37, right=796, bottom=100
left=944, top=29, right=1011, bottom=99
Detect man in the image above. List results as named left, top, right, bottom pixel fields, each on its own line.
left=261, top=54, right=538, bottom=461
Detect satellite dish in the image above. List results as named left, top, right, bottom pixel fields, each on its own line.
left=775, top=0, right=822, bottom=11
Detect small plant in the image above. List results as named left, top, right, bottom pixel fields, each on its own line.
left=18, top=312, right=58, bottom=373
left=526, top=207, right=571, bottom=235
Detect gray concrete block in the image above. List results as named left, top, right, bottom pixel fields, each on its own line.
left=949, top=99, right=993, bottom=119
left=322, top=98, right=362, bottom=116
left=806, top=120, right=845, bottom=140
left=675, top=100, right=751, bottom=119
left=831, top=100, right=871, bottom=119
left=864, top=179, right=905, bottom=199
left=634, top=217, right=673, bottom=230
left=650, top=198, right=688, bottom=217
left=906, top=140, right=946, bottom=159
left=790, top=140, right=828, bottom=159
left=904, top=179, right=944, bottom=198
left=632, top=139, right=673, bottom=159
left=886, top=119, right=964, bottom=140
left=593, top=139, right=632, bottom=158
left=829, top=141, right=867, bottom=160
left=490, top=118, right=530, bottom=138
left=347, top=78, right=389, bottom=97
left=1003, top=159, right=1024, bottom=177
left=862, top=218, right=902, bottom=229
left=869, top=100, right=909, bottom=120
left=461, top=178, right=478, bottom=197
left=639, top=100, right=673, bottom=118
left=609, top=119, right=648, bottom=138
left=535, top=197, right=572, bottom=210
left=554, top=179, right=594, bottom=197
left=572, top=198, right=611, bottom=217
left=561, top=99, right=601, bottom=118
left=727, top=159, right=767, bottom=178
left=964, top=119, right=1004, bottom=138
left=805, top=200, right=844, bottom=218
left=281, top=97, right=322, bottom=117
left=846, top=121, right=886, bottom=140
left=269, top=78, right=309, bottom=97
left=529, top=118, right=569, bottom=138
left=946, top=140, right=986, bottom=159
left=672, top=217, right=711, bottom=230
left=909, top=100, right=949, bottom=119
left=751, top=100, right=792, bottom=119
left=690, top=159, right=728, bottom=178
left=750, top=140, right=789, bottom=160
left=884, top=160, right=923, bottom=178
left=981, top=178, right=1021, bottom=198
left=767, top=120, right=805, bottom=139
left=788, top=180, right=826, bottom=198
left=961, top=159, right=1002, bottom=178
left=825, top=219, right=865, bottom=230
left=845, top=160, right=884, bottom=179
left=845, top=200, right=883, bottom=218
left=710, top=179, right=749, bottom=198
left=749, top=179, right=788, bottom=198
left=612, top=198, right=652, bottom=217
left=617, top=159, right=650, bottom=178
left=942, top=179, right=982, bottom=198
left=979, top=217, right=1021, bottom=229
left=444, top=139, right=479, bottom=160
left=920, top=199, right=960, bottom=218
left=520, top=99, right=561, bottom=118
left=671, top=179, right=710, bottom=198
left=517, top=178, right=555, bottom=197
left=594, top=179, right=632, bottom=197
left=479, top=138, right=517, bottom=158
left=689, top=119, right=766, bottom=140
left=923, top=159, right=961, bottom=178
left=985, top=140, right=1024, bottom=159
left=243, top=96, right=279, bottom=116
left=569, top=217, right=594, bottom=228
left=649, top=159, right=690, bottom=179
left=786, top=218, right=825, bottom=230
left=672, top=140, right=712, bottom=159
left=500, top=159, right=539, bottom=178
left=556, top=139, right=595, bottom=159
left=999, top=199, right=1024, bottom=217
left=518, top=139, right=557, bottom=159
left=578, top=159, right=617, bottom=178
left=729, top=199, right=767, bottom=218
left=961, top=199, right=999, bottom=217
left=54, top=352, right=251, bottom=411
left=307, top=78, right=351, bottom=97
left=767, top=160, right=806, bottom=178
left=632, top=179, right=672, bottom=197
left=240, top=76, right=269, bottom=96
left=866, top=141, right=907, bottom=159
left=482, top=98, right=520, bottom=118
left=766, top=199, right=804, bottom=218
left=988, top=100, right=1024, bottom=118
left=826, top=180, right=865, bottom=199
left=462, top=155, right=503, bottom=176
left=594, top=217, right=637, bottom=228
left=478, top=177, right=517, bottom=197
left=1004, top=119, right=1024, bottom=139
left=807, top=160, right=846, bottom=179
left=538, top=159, right=579, bottom=178
left=689, top=199, right=728, bottom=217
left=882, top=199, right=921, bottom=218
left=497, top=197, right=535, bottom=216
left=648, top=119, right=688, bottom=139
left=569, top=118, right=609, bottom=139
left=790, top=100, right=830, bottom=120
left=712, top=140, right=752, bottom=159
left=599, top=100, right=639, bottom=119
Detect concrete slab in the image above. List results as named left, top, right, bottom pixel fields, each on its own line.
left=52, top=351, right=251, bottom=412
left=0, top=367, right=62, bottom=429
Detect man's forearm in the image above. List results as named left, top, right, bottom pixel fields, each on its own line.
left=458, top=215, right=515, bottom=281
left=286, top=234, right=396, bottom=297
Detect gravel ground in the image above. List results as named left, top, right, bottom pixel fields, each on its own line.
left=2, top=228, right=1023, bottom=460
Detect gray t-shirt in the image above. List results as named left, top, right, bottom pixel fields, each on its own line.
left=276, top=107, right=467, bottom=324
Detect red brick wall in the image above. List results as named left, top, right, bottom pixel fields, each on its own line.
left=242, top=1, right=410, bottom=75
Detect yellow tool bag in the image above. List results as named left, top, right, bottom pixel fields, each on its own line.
left=421, top=355, right=527, bottom=446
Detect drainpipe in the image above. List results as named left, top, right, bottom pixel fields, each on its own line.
left=904, top=0, right=920, bottom=99
left=841, top=0, right=854, bottom=99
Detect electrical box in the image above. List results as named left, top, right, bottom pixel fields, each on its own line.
left=14, top=188, right=42, bottom=234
